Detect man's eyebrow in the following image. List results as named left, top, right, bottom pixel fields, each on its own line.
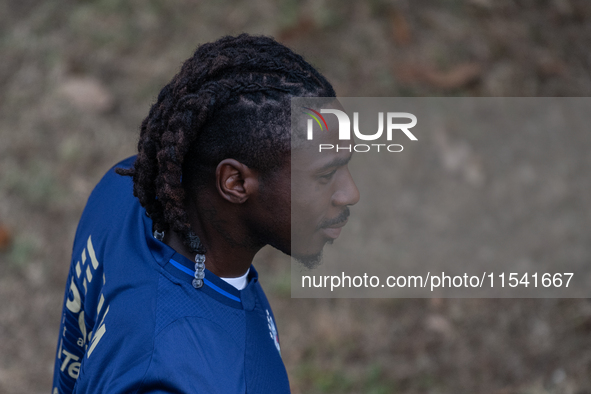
left=317, top=155, right=353, bottom=172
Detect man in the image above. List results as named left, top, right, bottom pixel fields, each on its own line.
left=53, top=34, right=359, bottom=393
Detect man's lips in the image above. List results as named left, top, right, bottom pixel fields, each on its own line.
left=321, top=218, right=348, bottom=239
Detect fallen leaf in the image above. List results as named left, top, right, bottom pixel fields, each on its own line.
left=389, top=9, right=412, bottom=46
left=537, top=58, right=567, bottom=78
left=0, top=225, right=12, bottom=251
left=394, top=62, right=483, bottom=90
left=434, top=127, right=486, bottom=186
left=421, top=62, right=483, bottom=89
left=58, top=77, right=114, bottom=114
left=425, top=314, right=455, bottom=338
left=468, top=0, right=494, bottom=9
left=278, top=16, right=316, bottom=42
left=392, top=63, right=423, bottom=85
left=429, top=297, right=444, bottom=308
left=553, top=0, right=574, bottom=17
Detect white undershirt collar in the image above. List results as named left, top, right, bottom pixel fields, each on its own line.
left=220, top=268, right=250, bottom=291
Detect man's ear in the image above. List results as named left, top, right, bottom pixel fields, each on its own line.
left=215, top=159, right=259, bottom=204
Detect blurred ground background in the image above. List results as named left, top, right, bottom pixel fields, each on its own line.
left=1, top=0, right=591, bottom=393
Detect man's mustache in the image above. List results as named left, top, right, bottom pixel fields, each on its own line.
left=318, top=207, right=351, bottom=229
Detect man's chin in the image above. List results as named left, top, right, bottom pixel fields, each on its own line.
left=270, top=238, right=334, bottom=269
left=291, top=250, right=324, bottom=269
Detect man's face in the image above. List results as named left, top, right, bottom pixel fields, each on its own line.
left=289, top=147, right=358, bottom=265
left=289, top=103, right=360, bottom=266
left=250, top=102, right=359, bottom=267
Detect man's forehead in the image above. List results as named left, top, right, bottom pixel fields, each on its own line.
left=291, top=98, right=341, bottom=138
left=291, top=143, right=352, bottom=171
left=290, top=98, right=350, bottom=169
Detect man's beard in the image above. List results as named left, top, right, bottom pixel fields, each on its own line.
left=263, top=207, right=349, bottom=269
left=291, top=238, right=335, bottom=269
left=290, top=207, right=349, bottom=269
left=292, top=250, right=323, bottom=269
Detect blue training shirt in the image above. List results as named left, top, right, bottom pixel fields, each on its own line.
left=52, top=156, right=291, bottom=393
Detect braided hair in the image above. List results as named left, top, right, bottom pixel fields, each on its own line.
left=116, top=34, right=335, bottom=256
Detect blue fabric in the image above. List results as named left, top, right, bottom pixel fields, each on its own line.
left=52, top=156, right=290, bottom=394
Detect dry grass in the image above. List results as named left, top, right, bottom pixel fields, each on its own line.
left=1, top=0, right=591, bottom=392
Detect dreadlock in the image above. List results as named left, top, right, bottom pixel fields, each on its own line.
left=116, top=33, right=335, bottom=255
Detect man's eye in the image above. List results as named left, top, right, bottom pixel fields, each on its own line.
left=319, top=170, right=337, bottom=181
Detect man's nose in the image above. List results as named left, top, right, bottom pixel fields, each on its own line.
left=333, top=169, right=360, bottom=206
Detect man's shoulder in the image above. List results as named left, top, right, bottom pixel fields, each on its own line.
left=74, top=156, right=138, bottom=234
left=89, top=156, right=136, bottom=202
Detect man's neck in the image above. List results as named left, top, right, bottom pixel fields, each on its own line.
left=163, top=228, right=259, bottom=278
